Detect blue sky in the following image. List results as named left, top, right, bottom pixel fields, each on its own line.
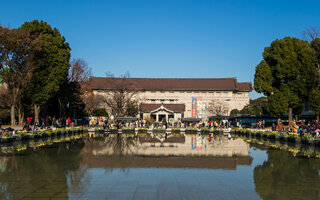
left=1, top=0, right=320, bottom=99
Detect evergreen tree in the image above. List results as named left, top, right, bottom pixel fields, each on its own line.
left=309, top=88, right=320, bottom=121
left=21, top=20, right=71, bottom=123
left=254, top=37, right=318, bottom=122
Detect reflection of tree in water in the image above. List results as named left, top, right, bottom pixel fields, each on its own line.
left=0, top=141, right=85, bottom=199
left=254, top=149, right=320, bottom=200
left=82, top=134, right=138, bottom=175
left=105, top=134, right=137, bottom=156
left=83, top=134, right=138, bottom=156
left=67, top=164, right=91, bottom=194
left=104, top=134, right=138, bottom=175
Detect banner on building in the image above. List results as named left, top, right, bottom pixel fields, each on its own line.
left=196, top=97, right=203, bottom=118
left=192, top=97, right=197, bottom=117
left=192, top=97, right=206, bottom=119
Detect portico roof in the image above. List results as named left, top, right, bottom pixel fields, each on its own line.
left=140, top=103, right=185, bottom=112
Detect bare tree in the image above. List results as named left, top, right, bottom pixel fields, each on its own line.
left=302, top=27, right=320, bottom=42
left=56, top=58, right=93, bottom=119
left=0, top=26, right=39, bottom=126
left=69, top=59, right=94, bottom=115
left=207, top=99, right=229, bottom=116
left=69, top=59, right=91, bottom=83
left=99, top=72, right=139, bottom=117
left=302, top=27, right=320, bottom=69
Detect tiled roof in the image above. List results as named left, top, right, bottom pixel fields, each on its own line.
left=139, top=104, right=185, bottom=112
left=89, top=77, right=252, bottom=92
left=237, top=82, right=253, bottom=92
left=138, top=136, right=186, bottom=143
left=84, top=156, right=253, bottom=169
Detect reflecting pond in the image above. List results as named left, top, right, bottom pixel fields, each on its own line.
left=0, top=134, right=319, bottom=200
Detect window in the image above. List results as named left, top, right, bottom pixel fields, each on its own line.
left=151, top=99, right=156, bottom=102
left=169, top=99, right=174, bottom=102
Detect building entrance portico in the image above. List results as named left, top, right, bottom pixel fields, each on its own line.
left=140, top=104, right=185, bottom=122
left=150, top=105, right=174, bottom=122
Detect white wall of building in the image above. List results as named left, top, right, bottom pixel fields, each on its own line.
left=93, top=90, right=250, bottom=119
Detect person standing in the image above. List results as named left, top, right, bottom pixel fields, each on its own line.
left=67, top=117, right=71, bottom=127
left=272, top=123, right=276, bottom=131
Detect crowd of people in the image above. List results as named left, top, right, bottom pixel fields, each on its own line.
left=88, top=118, right=240, bottom=130
left=3, top=114, right=320, bottom=139
left=271, top=120, right=320, bottom=137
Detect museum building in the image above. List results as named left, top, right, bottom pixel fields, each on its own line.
left=89, top=77, right=252, bottom=122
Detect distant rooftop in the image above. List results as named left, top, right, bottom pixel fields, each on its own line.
left=89, top=77, right=253, bottom=92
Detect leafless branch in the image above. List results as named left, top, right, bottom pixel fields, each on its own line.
left=302, top=27, right=320, bottom=42
left=207, top=99, right=229, bottom=116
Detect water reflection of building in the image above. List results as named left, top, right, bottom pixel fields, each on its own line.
left=81, top=135, right=252, bottom=170
left=92, top=135, right=250, bottom=157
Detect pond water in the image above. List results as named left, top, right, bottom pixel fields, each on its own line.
left=0, top=134, right=319, bottom=200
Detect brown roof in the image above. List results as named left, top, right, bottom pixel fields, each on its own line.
left=84, top=156, right=253, bottom=170
left=89, top=77, right=252, bottom=92
left=237, top=82, right=253, bottom=92
left=140, top=103, right=185, bottom=112
left=138, top=136, right=186, bottom=143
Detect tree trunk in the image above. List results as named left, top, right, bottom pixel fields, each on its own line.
left=18, top=108, right=24, bottom=126
left=34, top=104, right=40, bottom=124
left=295, top=114, right=298, bottom=122
left=58, top=98, right=64, bottom=120
left=317, top=114, right=319, bottom=122
left=10, top=105, right=15, bottom=127
left=42, top=104, right=47, bottom=125
left=288, top=107, right=293, bottom=125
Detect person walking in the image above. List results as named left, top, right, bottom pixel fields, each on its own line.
left=67, top=118, right=71, bottom=127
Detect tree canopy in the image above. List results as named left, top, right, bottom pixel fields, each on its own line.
left=309, top=88, right=320, bottom=120
left=254, top=37, right=318, bottom=121
left=241, top=97, right=269, bottom=115
left=21, top=20, right=71, bottom=122
left=0, top=26, right=40, bottom=125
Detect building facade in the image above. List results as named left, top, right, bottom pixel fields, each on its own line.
left=89, top=77, right=252, bottom=122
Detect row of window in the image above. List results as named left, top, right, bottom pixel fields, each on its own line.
left=148, top=99, right=176, bottom=102
left=147, top=98, right=231, bottom=103
left=145, top=91, right=245, bottom=97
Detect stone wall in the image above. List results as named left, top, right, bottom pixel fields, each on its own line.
left=93, top=89, right=250, bottom=119
left=138, top=90, right=250, bottom=117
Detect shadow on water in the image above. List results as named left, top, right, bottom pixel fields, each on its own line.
left=0, top=141, right=85, bottom=199
left=253, top=148, right=320, bottom=200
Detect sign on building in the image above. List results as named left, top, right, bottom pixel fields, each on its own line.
left=192, top=97, right=205, bottom=118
